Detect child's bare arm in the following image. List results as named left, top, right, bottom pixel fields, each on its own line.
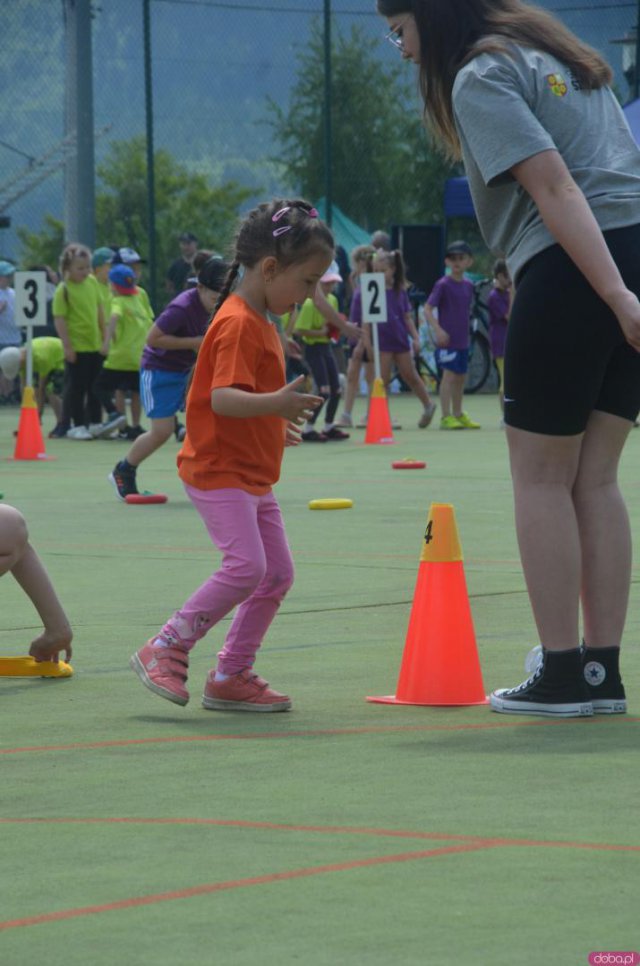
left=0, top=505, right=72, bottom=662
left=424, top=304, right=449, bottom=347
left=54, top=315, right=76, bottom=362
left=102, top=314, right=118, bottom=355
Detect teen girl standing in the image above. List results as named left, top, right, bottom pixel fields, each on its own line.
left=379, top=0, right=640, bottom=716
left=130, top=200, right=331, bottom=711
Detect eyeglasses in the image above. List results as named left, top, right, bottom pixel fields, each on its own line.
left=384, top=16, right=410, bottom=51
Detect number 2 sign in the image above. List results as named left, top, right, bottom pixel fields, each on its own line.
left=360, top=272, right=387, bottom=324
left=360, top=272, right=387, bottom=380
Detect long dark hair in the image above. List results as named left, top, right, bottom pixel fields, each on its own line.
left=377, top=0, right=612, bottom=158
left=213, top=199, right=335, bottom=316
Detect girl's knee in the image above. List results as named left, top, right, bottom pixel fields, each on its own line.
left=267, top=561, right=295, bottom=599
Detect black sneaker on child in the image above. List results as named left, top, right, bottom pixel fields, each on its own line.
left=580, top=644, right=626, bottom=714
left=490, top=648, right=593, bottom=717
left=118, top=425, right=145, bottom=441
left=108, top=460, right=139, bottom=501
left=301, top=429, right=327, bottom=442
left=323, top=426, right=350, bottom=440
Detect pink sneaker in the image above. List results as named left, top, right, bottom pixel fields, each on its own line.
left=202, top=669, right=291, bottom=712
left=130, top=639, right=190, bottom=706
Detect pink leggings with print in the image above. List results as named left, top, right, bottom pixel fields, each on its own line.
left=158, top=486, right=294, bottom=676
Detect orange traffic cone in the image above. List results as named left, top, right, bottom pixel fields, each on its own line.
left=364, top=377, right=395, bottom=445
left=12, top=387, right=50, bottom=461
left=367, top=503, right=487, bottom=706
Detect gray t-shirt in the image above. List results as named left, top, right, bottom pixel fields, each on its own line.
left=452, top=44, right=640, bottom=280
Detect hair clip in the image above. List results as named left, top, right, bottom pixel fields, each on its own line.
left=273, top=225, right=294, bottom=238
left=272, top=206, right=292, bottom=223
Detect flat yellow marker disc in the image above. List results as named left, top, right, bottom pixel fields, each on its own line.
left=308, top=498, right=354, bottom=511
left=0, top=656, right=73, bottom=678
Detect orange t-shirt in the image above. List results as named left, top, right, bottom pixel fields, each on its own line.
left=177, top=294, right=286, bottom=494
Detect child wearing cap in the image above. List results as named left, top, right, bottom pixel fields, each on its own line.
left=286, top=261, right=349, bottom=441
left=91, top=263, right=154, bottom=439
left=425, top=241, right=481, bottom=430
left=0, top=260, right=21, bottom=400
left=109, top=256, right=228, bottom=500
left=112, top=248, right=153, bottom=319
left=91, top=247, right=114, bottom=330
left=0, top=338, right=65, bottom=432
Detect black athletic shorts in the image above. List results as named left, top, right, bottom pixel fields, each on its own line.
left=504, top=223, right=640, bottom=435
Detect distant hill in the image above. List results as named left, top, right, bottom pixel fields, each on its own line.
left=0, top=0, right=635, bottom=260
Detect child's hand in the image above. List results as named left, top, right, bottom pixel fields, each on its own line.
left=29, top=626, right=73, bottom=664
left=276, top=376, right=322, bottom=422
left=284, top=421, right=302, bottom=446
left=342, top=322, right=362, bottom=342
left=610, top=289, right=640, bottom=352
left=63, top=345, right=77, bottom=363
left=434, top=326, right=450, bottom=348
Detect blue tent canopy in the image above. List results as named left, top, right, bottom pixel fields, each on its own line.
left=444, top=176, right=475, bottom=218
left=623, top=98, right=640, bottom=144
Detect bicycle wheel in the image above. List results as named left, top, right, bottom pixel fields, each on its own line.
left=464, top=331, right=491, bottom=394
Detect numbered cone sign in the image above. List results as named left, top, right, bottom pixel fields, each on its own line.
left=367, top=503, right=487, bottom=706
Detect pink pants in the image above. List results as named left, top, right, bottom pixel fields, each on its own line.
left=159, top=486, right=294, bottom=676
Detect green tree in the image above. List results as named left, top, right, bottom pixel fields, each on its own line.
left=18, top=137, right=254, bottom=307
left=267, top=22, right=457, bottom=232
left=17, top=215, right=65, bottom=270
left=96, top=137, right=253, bottom=306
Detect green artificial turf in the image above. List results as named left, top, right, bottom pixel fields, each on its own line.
left=0, top=395, right=638, bottom=965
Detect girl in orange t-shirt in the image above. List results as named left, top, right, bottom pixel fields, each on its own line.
left=130, top=199, right=334, bottom=711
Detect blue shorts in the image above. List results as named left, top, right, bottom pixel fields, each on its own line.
left=140, top=368, right=190, bottom=419
left=436, top=347, right=469, bottom=375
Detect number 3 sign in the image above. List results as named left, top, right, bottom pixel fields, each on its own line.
left=14, top=271, right=47, bottom=388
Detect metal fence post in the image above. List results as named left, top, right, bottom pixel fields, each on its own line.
left=143, top=0, right=157, bottom=309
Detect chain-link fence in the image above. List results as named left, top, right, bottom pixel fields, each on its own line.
left=1, top=1, right=638, bottom=308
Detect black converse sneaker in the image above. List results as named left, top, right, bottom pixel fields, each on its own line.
left=490, top=648, right=593, bottom=717
left=108, top=461, right=139, bottom=501
left=581, top=644, right=626, bottom=714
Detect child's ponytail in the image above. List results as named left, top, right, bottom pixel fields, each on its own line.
left=211, top=259, right=241, bottom=320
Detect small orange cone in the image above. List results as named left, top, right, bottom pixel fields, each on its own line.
left=364, top=377, right=395, bottom=445
left=367, top=503, right=488, bottom=706
left=13, top=387, right=50, bottom=461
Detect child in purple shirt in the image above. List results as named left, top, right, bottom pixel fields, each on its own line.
left=109, top=257, right=228, bottom=500
left=487, top=258, right=512, bottom=423
left=425, top=240, right=480, bottom=429
left=353, top=249, right=436, bottom=428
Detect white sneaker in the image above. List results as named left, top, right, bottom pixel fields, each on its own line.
left=66, top=426, right=94, bottom=440
left=337, top=412, right=353, bottom=428
left=418, top=401, right=437, bottom=429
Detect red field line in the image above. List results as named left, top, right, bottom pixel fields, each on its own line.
left=1, top=715, right=627, bottom=756
left=0, top=842, right=492, bottom=931
left=0, top=816, right=638, bottom=854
